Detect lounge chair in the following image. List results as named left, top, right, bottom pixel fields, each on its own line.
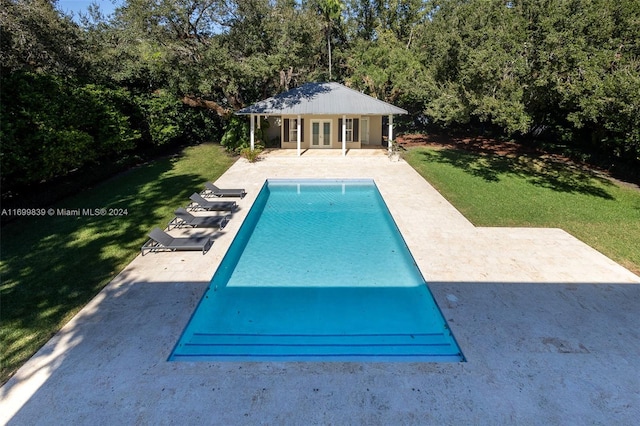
left=202, top=182, right=246, bottom=198
left=141, top=228, right=213, bottom=255
left=168, top=208, right=230, bottom=230
left=189, top=192, right=237, bottom=212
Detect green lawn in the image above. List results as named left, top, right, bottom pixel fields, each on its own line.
left=404, top=147, right=640, bottom=275
left=0, top=143, right=236, bottom=384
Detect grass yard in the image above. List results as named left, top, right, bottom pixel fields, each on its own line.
left=0, top=143, right=236, bottom=384
left=404, top=147, right=640, bottom=275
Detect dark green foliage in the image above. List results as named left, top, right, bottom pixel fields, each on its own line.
left=220, top=116, right=269, bottom=153
left=1, top=0, right=638, bottom=193
left=0, top=72, right=140, bottom=190
left=346, top=34, right=435, bottom=112
left=0, top=0, right=87, bottom=75
left=220, top=116, right=250, bottom=153
left=416, top=0, right=640, bottom=169
left=135, top=90, right=221, bottom=146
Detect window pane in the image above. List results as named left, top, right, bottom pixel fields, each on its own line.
left=323, top=122, right=330, bottom=145
left=290, top=119, right=298, bottom=141
left=312, top=122, right=319, bottom=145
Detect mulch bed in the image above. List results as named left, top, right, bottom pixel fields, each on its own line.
left=395, top=133, right=640, bottom=191
left=396, top=133, right=541, bottom=158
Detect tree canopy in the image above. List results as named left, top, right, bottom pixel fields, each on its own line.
left=2, top=0, right=639, bottom=194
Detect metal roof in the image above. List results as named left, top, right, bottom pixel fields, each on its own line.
left=236, top=82, right=408, bottom=116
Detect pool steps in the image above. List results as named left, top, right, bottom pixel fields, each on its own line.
left=171, top=332, right=463, bottom=362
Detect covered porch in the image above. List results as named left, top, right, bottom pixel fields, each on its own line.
left=236, top=82, right=407, bottom=156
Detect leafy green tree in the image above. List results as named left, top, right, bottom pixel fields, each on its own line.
left=0, top=0, right=87, bottom=75
left=135, top=89, right=222, bottom=145
left=515, top=0, right=640, bottom=161
left=100, top=0, right=322, bottom=111
left=2, top=0, right=638, bottom=192
left=346, top=30, right=435, bottom=112
left=344, top=0, right=377, bottom=41
left=414, top=0, right=639, bottom=166
left=423, top=1, right=533, bottom=133
left=0, top=72, right=140, bottom=190
left=374, top=0, right=426, bottom=44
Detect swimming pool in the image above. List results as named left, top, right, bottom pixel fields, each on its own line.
left=170, top=179, right=463, bottom=361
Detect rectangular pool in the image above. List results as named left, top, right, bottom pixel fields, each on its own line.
left=170, top=179, right=463, bottom=361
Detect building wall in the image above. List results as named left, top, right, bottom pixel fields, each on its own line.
left=367, top=116, right=383, bottom=146
left=278, top=115, right=387, bottom=149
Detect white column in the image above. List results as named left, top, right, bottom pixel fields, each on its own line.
left=387, top=115, right=393, bottom=154
left=296, top=114, right=301, bottom=157
left=250, top=114, right=255, bottom=151
left=342, top=115, right=346, bottom=156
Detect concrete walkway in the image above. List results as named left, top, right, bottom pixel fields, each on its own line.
left=2, top=149, right=639, bottom=425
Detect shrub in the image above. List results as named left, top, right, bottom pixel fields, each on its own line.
left=0, top=72, right=140, bottom=190
left=240, top=146, right=263, bottom=163
left=220, top=116, right=269, bottom=153
left=220, top=116, right=250, bottom=153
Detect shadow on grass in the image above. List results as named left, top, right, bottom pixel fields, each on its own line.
left=0, top=154, right=216, bottom=383
left=415, top=148, right=615, bottom=200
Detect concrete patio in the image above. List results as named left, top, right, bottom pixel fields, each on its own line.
left=2, top=149, right=639, bottom=424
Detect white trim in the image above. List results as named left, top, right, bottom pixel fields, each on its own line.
left=296, top=114, right=301, bottom=156
left=342, top=118, right=356, bottom=143
left=361, top=117, right=370, bottom=144
left=310, top=119, right=332, bottom=148
left=250, top=114, right=255, bottom=151
left=387, top=115, right=393, bottom=154
left=342, top=115, right=346, bottom=156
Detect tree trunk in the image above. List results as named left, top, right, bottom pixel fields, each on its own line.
left=327, top=27, right=332, bottom=80
left=181, top=95, right=231, bottom=117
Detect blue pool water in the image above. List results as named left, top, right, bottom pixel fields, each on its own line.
left=170, top=179, right=464, bottom=362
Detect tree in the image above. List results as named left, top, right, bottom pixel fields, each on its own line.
left=97, top=0, right=323, bottom=113
left=0, top=0, right=87, bottom=75
left=346, top=30, right=435, bottom=113
left=374, top=0, right=426, bottom=45
left=0, top=72, right=140, bottom=190
left=315, top=0, right=344, bottom=80
left=345, top=0, right=377, bottom=41
left=417, top=0, right=532, bottom=134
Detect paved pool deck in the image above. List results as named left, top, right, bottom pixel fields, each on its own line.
left=2, top=149, right=639, bottom=425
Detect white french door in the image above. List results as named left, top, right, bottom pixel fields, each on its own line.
left=311, top=120, right=332, bottom=148
left=361, top=117, right=370, bottom=144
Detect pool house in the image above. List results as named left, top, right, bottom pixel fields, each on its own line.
left=236, top=82, right=408, bottom=156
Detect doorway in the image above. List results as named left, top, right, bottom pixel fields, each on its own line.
left=311, top=120, right=332, bottom=148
